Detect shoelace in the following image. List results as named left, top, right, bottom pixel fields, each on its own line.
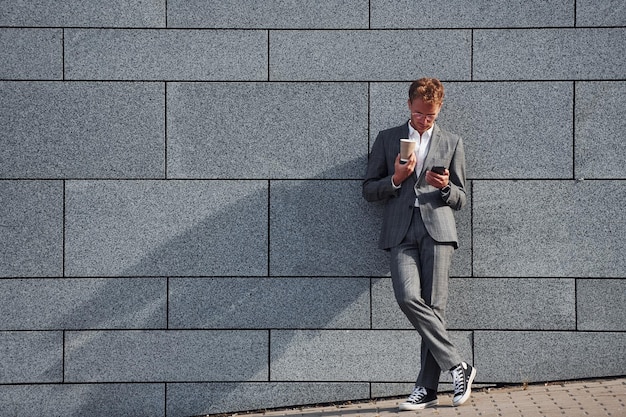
left=451, top=366, right=464, bottom=394
left=407, top=386, right=428, bottom=402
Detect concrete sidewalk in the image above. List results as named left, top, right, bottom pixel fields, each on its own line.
left=224, top=377, right=625, bottom=417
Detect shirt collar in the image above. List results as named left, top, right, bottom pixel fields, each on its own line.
left=408, top=120, right=435, bottom=141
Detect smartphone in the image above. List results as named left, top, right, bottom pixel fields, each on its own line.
left=431, top=166, right=446, bottom=175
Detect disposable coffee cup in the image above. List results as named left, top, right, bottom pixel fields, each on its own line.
left=400, top=139, right=416, bottom=164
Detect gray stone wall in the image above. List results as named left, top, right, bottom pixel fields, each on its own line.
left=1, top=1, right=624, bottom=416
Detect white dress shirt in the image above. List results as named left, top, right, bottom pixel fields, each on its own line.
left=408, top=120, right=434, bottom=177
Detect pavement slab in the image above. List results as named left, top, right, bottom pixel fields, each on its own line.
left=217, top=378, right=625, bottom=417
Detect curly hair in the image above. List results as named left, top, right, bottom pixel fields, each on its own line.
left=408, top=78, right=444, bottom=105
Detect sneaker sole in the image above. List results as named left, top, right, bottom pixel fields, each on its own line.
left=452, top=366, right=477, bottom=407
left=398, top=399, right=438, bottom=411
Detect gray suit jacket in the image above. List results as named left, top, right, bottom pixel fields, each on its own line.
left=363, top=122, right=467, bottom=250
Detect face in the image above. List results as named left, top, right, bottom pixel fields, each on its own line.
left=408, top=98, right=441, bottom=134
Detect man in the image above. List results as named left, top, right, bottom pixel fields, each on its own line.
left=363, top=78, right=476, bottom=410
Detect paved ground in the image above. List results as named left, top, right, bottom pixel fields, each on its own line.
left=224, top=377, right=625, bottom=417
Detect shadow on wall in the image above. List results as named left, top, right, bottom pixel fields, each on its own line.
left=59, top=157, right=399, bottom=416
left=0, top=276, right=167, bottom=416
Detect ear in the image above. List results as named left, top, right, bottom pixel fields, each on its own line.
left=407, top=99, right=412, bottom=110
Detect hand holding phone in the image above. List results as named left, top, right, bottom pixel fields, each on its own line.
left=431, top=166, right=446, bottom=175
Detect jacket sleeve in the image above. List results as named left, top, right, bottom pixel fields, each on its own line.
left=440, top=136, right=467, bottom=211
left=362, top=131, right=400, bottom=202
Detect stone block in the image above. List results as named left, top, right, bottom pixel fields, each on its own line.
left=475, top=331, right=626, bottom=382
left=0, top=0, right=165, bottom=27
left=370, top=0, right=572, bottom=28
left=0, top=181, right=62, bottom=277
left=575, top=81, right=626, bottom=179
left=270, top=330, right=472, bottom=381
left=0, top=384, right=164, bottom=417
left=0, top=278, right=166, bottom=330
left=167, top=382, right=369, bottom=416
left=371, top=382, right=416, bottom=398
left=65, top=29, right=267, bottom=80
left=0, top=29, right=62, bottom=79
left=578, top=279, right=626, bottom=331
left=167, top=0, right=368, bottom=28
left=441, top=82, right=573, bottom=178
left=576, top=0, right=626, bottom=26
left=0, top=331, right=62, bottom=383
left=64, top=180, right=268, bottom=276
left=474, top=28, right=626, bottom=80
left=169, top=277, right=370, bottom=329
left=167, top=82, right=367, bottom=179
left=473, top=180, right=625, bottom=277
left=0, top=82, right=164, bottom=179
left=371, top=278, right=410, bottom=330
left=373, top=278, right=575, bottom=330
left=368, top=82, right=409, bottom=147
left=64, top=330, right=268, bottom=382
left=370, top=82, right=574, bottom=179
left=269, top=180, right=389, bottom=276
left=270, top=30, right=471, bottom=81
left=448, top=278, right=576, bottom=330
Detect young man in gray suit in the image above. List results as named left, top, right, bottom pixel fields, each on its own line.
left=363, top=78, right=476, bottom=410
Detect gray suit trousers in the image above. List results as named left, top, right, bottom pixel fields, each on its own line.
left=390, top=208, right=462, bottom=390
